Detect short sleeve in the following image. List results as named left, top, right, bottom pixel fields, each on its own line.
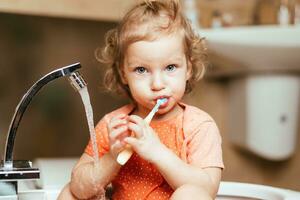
left=85, top=115, right=110, bottom=157
left=186, top=121, right=224, bottom=169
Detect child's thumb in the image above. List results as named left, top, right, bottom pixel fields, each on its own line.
left=124, top=137, right=139, bottom=148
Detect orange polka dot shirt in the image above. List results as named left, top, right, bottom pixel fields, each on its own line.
left=85, top=103, right=224, bottom=199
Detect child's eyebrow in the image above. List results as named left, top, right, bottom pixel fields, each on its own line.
left=125, top=55, right=185, bottom=67
left=166, top=56, right=185, bottom=63
left=126, top=59, right=145, bottom=67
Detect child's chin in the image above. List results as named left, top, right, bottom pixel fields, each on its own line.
left=157, top=104, right=172, bottom=114
left=156, top=109, right=168, bottom=115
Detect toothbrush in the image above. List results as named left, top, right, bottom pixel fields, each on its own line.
left=144, top=98, right=168, bottom=123
left=116, top=98, right=168, bottom=165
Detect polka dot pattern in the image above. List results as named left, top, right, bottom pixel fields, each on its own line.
left=85, top=112, right=183, bottom=199
left=85, top=103, right=224, bottom=199
left=112, top=113, right=183, bottom=200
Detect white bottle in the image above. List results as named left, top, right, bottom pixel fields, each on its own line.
left=211, top=10, right=222, bottom=29
left=278, top=0, right=290, bottom=25
left=184, top=0, right=200, bottom=29
left=295, top=3, right=300, bottom=25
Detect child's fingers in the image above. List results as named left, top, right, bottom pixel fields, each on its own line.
left=124, top=137, right=140, bottom=148
left=108, top=118, right=127, bottom=131
left=128, top=115, right=145, bottom=126
left=128, top=115, right=149, bottom=129
left=109, top=126, right=128, bottom=139
left=128, top=122, right=143, bottom=138
left=111, top=139, right=122, bottom=150
left=113, top=113, right=127, bottom=119
left=110, top=140, right=126, bottom=158
left=110, top=114, right=127, bottom=122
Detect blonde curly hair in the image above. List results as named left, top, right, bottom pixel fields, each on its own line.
left=96, top=0, right=207, bottom=98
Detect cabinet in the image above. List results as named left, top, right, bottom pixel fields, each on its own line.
left=0, top=0, right=135, bottom=21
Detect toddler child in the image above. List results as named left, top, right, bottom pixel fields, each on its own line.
left=59, top=0, right=223, bottom=199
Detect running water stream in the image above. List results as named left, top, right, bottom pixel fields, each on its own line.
left=78, top=87, right=99, bottom=163
left=78, top=87, right=107, bottom=199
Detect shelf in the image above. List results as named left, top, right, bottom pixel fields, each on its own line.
left=0, top=0, right=135, bottom=21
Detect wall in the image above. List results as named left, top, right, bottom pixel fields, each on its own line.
left=0, top=12, right=299, bottom=191
left=197, top=0, right=300, bottom=27
left=0, top=13, right=128, bottom=160
left=185, top=80, right=300, bottom=191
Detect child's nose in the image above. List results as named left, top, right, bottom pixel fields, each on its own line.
left=151, top=72, right=165, bottom=91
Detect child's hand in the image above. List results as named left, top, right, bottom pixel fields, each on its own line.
left=124, top=115, right=166, bottom=163
left=107, top=114, right=130, bottom=160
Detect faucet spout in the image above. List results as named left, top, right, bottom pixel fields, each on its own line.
left=3, top=62, right=82, bottom=168
left=69, top=71, right=87, bottom=91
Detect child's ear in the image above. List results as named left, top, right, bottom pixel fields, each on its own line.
left=119, top=68, right=128, bottom=84
left=186, top=60, right=192, bottom=80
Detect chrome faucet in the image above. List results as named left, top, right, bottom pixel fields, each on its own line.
left=0, top=62, right=86, bottom=195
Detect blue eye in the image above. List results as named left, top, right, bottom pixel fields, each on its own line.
left=134, top=66, right=147, bottom=74
left=165, top=64, right=176, bottom=72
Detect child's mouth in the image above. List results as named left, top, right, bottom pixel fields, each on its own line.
left=156, top=97, right=169, bottom=108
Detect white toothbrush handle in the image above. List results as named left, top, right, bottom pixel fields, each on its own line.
left=116, top=106, right=157, bottom=165
left=144, top=108, right=156, bottom=124
left=116, top=145, right=133, bottom=165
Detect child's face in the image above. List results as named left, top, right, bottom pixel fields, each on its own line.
left=122, top=33, right=191, bottom=116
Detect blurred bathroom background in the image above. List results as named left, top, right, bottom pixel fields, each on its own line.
left=0, top=0, right=299, bottom=191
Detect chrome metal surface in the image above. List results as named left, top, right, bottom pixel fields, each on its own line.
left=3, top=63, right=82, bottom=167
left=68, top=71, right=87, bottom=91
left=0, top=160, right=39, bottom=181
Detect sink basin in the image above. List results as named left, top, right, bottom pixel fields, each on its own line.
left=15, top=182, right=300, bottom=200
left=17, top=189, right=58, bottom=200
left=199, top=25, right=300, bottom=76
left=199, top=26, right=300, bottom=160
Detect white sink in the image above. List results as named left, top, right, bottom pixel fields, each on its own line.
left=17, top=189, right=58, bottom=200
left=199, top=26, right=300, bottom=160
left=15, top=182, right=300, bottom=200
left=9, top=158, right=300, bottom=200
left=200, top=25, right=300, bottom=74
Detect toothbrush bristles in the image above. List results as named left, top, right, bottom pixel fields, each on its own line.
left=157, top=98, right=167, bottom=105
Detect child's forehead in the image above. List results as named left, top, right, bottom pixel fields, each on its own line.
left=121, top=30, right=187, bottom=66
left=124, top=34, right=186, bottom=65
left=128, top=32, right=184, bottom=51
left=122, top=25, right=185, bottom=50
